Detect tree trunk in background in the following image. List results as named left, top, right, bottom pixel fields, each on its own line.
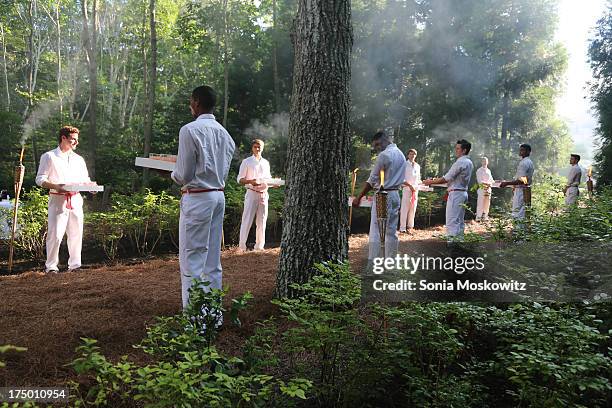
left=142, top=0, right=157, bottom=187
left=272, top=0, right=280, bottom=113
left=222, top=0, right=229, bottom=127
left=276, top=0, right=353, bottom=298
left=500, top=90, right=510, bottom=177
left=81, top=0, right=98, bottom=179
left=0, top=23, right=10, bottom=110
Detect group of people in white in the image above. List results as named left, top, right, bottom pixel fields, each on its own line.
left=352, top=131, right=584, bottom=260
left=28, top=85, right=585, bottom=314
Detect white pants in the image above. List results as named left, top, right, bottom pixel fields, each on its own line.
left=476, top=189, right=491, bottom=220
left=565, top=187, right=578, bottom=205
left=239, top=189, right=268, bottom=250
left=399, top=187, right=418, bottom=231
left=369, top=191, right=400, bottom=259
left=446, top=191, right=467, bottom=238
left=46, top=193, right=84, bottom=271
left=511, top=188, right=525, bottom=220
left=179, top=191, right=225, bottom=309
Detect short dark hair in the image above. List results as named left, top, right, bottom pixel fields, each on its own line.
left=191, top=85, right=217, bottom=112
left=58, top=125, right=79, bottom=144
left=571, top=154, right=581, bottom=162
left=520, top=143, right=532, bottom=153
left=456, top=139, right=471, bottom=154
left=372, top=131, right=388, bottom=142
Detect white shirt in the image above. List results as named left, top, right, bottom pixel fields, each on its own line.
left=171, top=114, right=236, bottom=190
left=404, top=160, right=421, bottom=186
left=35, top=147, right=91, bottom=192
left=367, top=143, right=406, bottom=190
left=237, top=155, right=271, bottom=193
left=514, top=157, right=534, bottom=186
left=444, top=155, right=473, bottom=191
left=476, top=166, right=494, bottom=186
left=566, top=164, right=582, bottom=188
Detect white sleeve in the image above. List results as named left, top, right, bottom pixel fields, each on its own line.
left=224, top=135, right=235, bottom=182
left=416, top=164, right=421, bottom=183
left=35, top=153, right=50, bottom=187
left=237, top=159, right=248, bottom=183
left=81, top=157, right=91, bottom=183
left=264, top=159, right=272, bottom=178
left=171, top=126, right=197, bottom=186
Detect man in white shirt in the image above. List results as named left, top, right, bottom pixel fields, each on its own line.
left=353, top=131, right=406, bottom=259
left=171, top=85, right=236, bottom=309
left=564, top=154, right=582, bottom=206
left=237, top=139, right=271, bottom=251
left=476, top=157, right=494, bottom=221
left=399, top=148, right=421, bottom=234
left=423, top=140, right=474, bottom=239
left=35, top=126, right=91, bottom=273
left=500, top=144, right=534, bottom=220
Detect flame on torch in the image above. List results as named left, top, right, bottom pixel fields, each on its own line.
left=519, top=176, right=528, bottom=185
left=588, top=166, right=592, bottom=178
left=380, top=169, right=385, bottom=190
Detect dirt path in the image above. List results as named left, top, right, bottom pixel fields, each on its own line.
left=0, top=224, right=486, bottom=387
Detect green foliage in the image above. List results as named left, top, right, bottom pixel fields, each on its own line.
left=71, top=283, right=309, bottom=407
left=12, top=188, right=48, bottom=260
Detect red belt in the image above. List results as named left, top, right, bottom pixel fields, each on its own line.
left=50, top=192, right=78, bottom=209
left=247, top=188, right=266, bottom=194
left=181, top=188, right=224, bottom=195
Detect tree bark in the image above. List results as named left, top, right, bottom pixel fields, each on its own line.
left=81, top=0, right=98, bottom=178
left=142, top=0, right=157, bottom=186
left=276, top=0, right=353, bottom=298
left=0, top=23, right=9, bottom=110
left=222, top=0, right=229, bottom=127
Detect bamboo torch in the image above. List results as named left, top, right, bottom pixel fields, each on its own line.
left=587, top=166, right=593, bottom=198
left=376, top=169, right=388, bottom=258
left=348, top=168, right=359, bottom=231
left=8, top=147, right=25, bottom=272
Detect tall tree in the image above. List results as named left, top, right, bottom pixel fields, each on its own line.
left=276, top=0, right=353, bottom=297
left=589, top=2, right=612, bottom=185
left=81, top=0, right=98, bottom=178
left=142, top=0, right=157, bottom=186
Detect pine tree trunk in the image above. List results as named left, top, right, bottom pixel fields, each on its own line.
left=276, top=0, right=353, bottom=298
left=272, top=0, right=280, bottom=113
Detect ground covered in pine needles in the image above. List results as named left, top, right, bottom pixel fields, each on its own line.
left=0, top=224, right=487, bottom=388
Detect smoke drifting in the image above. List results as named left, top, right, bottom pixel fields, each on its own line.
left=21, top=100, right=60, bottom=146
left=244, top=112, right=289, bottom=140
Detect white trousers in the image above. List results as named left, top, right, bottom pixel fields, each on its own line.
left=46, top=193, right=84, bottom=271
left=565, top=187, right=578, bottom=205
left=446, top=191, right=467, bottom=238
left=399, top=187, right=418, bottom=231
left=179, top=191, right=225, bottom=309
left=239, top=189, right=268, bottom=250
left=368, top=191, right=400, bottom=259
left=511, top=188, right=525, bottom=220
left=476, top=189, right=491, bottom=220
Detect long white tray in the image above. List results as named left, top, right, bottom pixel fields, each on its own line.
left=348, top=197, right=373, bottom=208
left=64, top=184, right=104, bottom=192
left=259, top=177, right=285, bottom=186
left=135, top=157, right=175, bottom=172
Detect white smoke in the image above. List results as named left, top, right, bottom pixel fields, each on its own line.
left=21, top=100, right=60, bottom=145
left=243, top=112, right=289, bottom=141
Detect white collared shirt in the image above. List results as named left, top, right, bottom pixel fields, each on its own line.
left=171, top=114, right=236, bottom=190
left=443, top=155, right=474, bottom=191
left=367, top=143, right=406, bottom=190
left=404, top=160, right=421, bottom=186
left=237, top=155, right=272, bottom=192
left=515, top=157, right=534, bottom=186
left=476, top=166, right=494, bottom=185
left=567, top=164, right=582, bottom=188
left=35, top=147, right=91, bottom=191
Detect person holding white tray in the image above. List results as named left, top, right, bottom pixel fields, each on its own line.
left=35, top=126, right=93, bottom=273
left=399, top=148, right=421, bottom=234
left=237, top=138, right=273, bottom=251
left=423, top=140, right=474, bottom=239
left=170, top=85, right=236, bottom=311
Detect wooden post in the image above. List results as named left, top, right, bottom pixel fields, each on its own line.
left=348, top=168, right=358, bottom=231
left=8, top=148, right=25, bottom=272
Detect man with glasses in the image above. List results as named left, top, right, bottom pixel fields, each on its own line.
left=35, top=126, right=91, bottom=273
